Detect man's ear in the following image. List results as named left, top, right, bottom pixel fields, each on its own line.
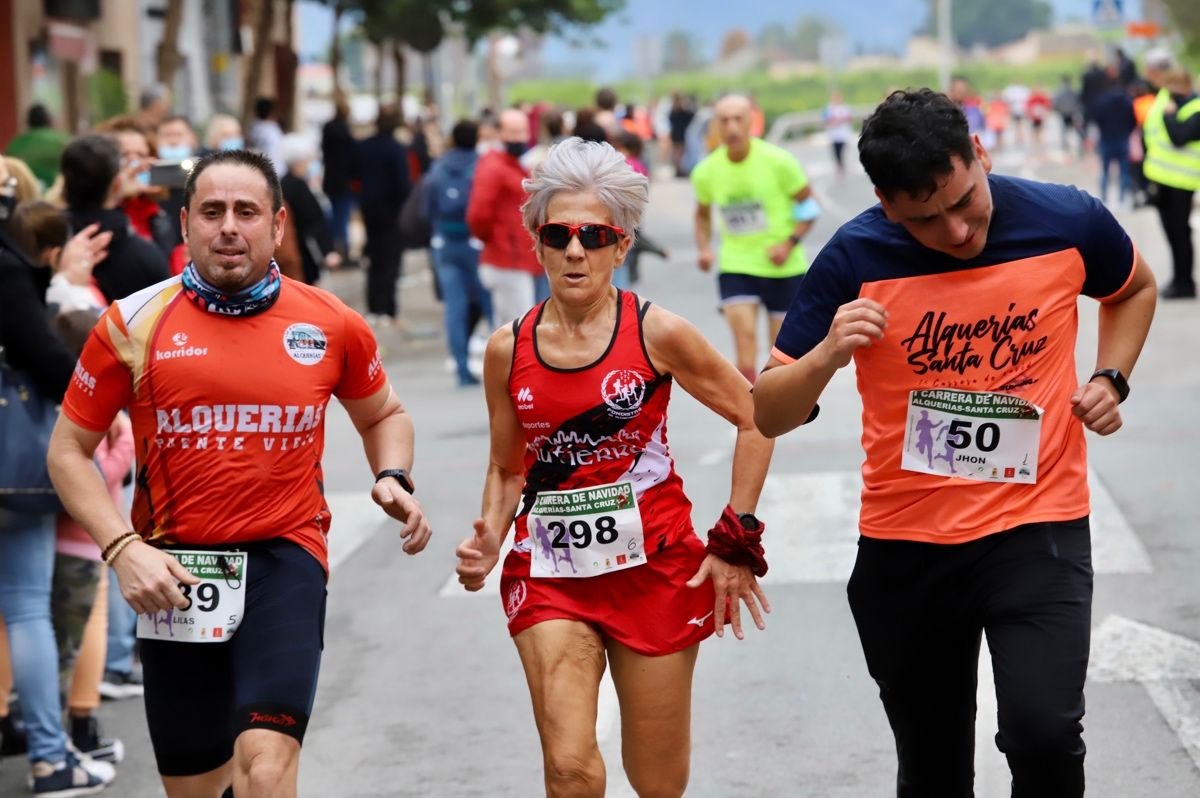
left=972, top=134, right=993, bottom=174
left=875, top=188, right=900, bottom=223
left=179, top=207, right=188, bottom=245
left=273, top=205, right=287, bottom=248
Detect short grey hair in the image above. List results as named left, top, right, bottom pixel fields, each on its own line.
left=521, top=137, right=648, bottom=242
left=1145, top=47, right=1175, bottom=73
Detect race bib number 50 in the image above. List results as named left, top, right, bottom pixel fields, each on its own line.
left=136, top=550, right=246, bottom=643
left=901, top=389, right=1042, bottom=483
left=527, top=482, right=647, bottom=578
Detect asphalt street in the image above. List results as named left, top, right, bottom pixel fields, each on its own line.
left=3, top=125, right=1198, bottom=797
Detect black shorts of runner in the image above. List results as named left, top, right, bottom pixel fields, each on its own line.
left=718, top=271, right=806, bottom=316
left=141, top=538, right=327, bottom=777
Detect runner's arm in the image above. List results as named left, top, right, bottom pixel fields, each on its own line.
left=643, top=305, right=772, bottom=512
left=694, top=202, right=715, bottom=270
left=48, top=415, right=197, bottom=612
left=480, top=326, right=526, bottom=539
left=754, top=297, right=889, bottom=438
left=341, top=383, right=431, bottom=553
left=789, top=186, right=817, bottom=243
left=1073, top=253, right=1156, bottom=435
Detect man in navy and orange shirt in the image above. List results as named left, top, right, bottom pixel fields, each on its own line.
left=755, top=89, right=1156, bottom=796
left=48, top=149, right=432, bottom=797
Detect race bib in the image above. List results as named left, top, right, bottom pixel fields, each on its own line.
left=136, top=550, right=246, bottom=643
left=719, top=201, right=768, bottom=235
left=901, top=389, right=1042, bottom=483
left=527, top=482, right=647, bottom=578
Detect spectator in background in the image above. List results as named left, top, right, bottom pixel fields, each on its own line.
left=614, top=131, right=669, bottom=287
left=1002, top=81, right=1031, bottom=144
left=321, top=93, right=357, bottom=261
left=356, top=103, right=412, bottom=326
left=204, top=114, right=244, bottom=154
left=595, top=86, right=620, bottom=139
left=1054, top=75, right=1084, bottom=154
left=822, top=90, right=854, bottom=179
left=279, top=133, right=340, bottom=285
left=668, top=92, right=696, bottom=177
left=1091, top=70, right=1137, bottom=208
left=1081, top=55, right=1108, bottom=149
left=1026, top=84, right=1052, bottom=148
left=4, top=155, right=42, bottom=203
left=248, top=96, right=285, bottom=174
left=60, top=134, right=169, bottom=304
left=93, top=115, right=175, bottom=258
left=0, top=156, right=116, bottom=797
left=949, top=76, right=985, bottom=135
left=154, top=114, right=198, bottom=268
left=422, top=120, right=491, bottom=387
left=5, top=105, right=69, bottom=189
left=136, top=84, right=173, bottom=133
left=467, top=108, right=541, bottom=324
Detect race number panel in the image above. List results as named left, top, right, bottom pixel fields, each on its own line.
left=527, top=482, right=647, bottom=578
left=136, top=550, right=247, bottom=643
left=901, top=389, right=1042, bottom=484
left=719, top=201, right=768, bottom=235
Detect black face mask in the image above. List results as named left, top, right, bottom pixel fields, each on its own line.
left=505, top=141, right=528, bottom=159
left=0, top=194, right=15, bottom=225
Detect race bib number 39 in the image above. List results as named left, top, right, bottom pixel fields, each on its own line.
left=527, top=482, right=647, bottom=579
left=136, top=550, right=246, bottom=643
left=901, top=389, right=1042, bottom=484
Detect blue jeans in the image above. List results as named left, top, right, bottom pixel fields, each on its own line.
left=106, top=482, right=136, bottom=674
left=1099, top=138, right=1131, bottom=204
left=0, top=510, right=67, bottom=763
left=432, top=238, right=492, bottom=383
left=326, top=193, right=356, bottom=254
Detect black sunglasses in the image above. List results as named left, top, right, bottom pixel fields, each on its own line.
left=536, top=222, right=626, bottom=250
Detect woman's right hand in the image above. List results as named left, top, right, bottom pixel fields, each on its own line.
left=455, top=518, right=501, bottom=592
left=58, top=223, right=112, bottom=286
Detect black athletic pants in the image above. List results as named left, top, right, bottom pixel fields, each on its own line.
left=847, top=517, right=1092, bottom=798
left=364, top=222, right=404, bottom=317
left=1154, top=183, right=1195, bottom=292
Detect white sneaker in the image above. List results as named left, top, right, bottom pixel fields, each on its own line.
left=468, top=334, right=488, bottom=356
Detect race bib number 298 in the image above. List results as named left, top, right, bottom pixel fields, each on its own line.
left=136, top=550, right=246, bottom=643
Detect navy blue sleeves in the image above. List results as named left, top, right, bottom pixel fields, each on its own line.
left=1076, top=191, right=1136, bottom=299
left=772, top=240, right=860, bottom=362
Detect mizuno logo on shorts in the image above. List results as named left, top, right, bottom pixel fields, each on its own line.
left=687, top=611, right=714, bottom=627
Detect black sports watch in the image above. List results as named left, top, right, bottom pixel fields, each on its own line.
left=737, top=512, right=760, bottom=531
left=787, top=233, right=802, bottom=247
left=375, top=468, right=415, bottom=494
left=1090, top=369, right=1129, bottom=404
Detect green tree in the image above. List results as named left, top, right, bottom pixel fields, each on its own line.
left=921, top=0, right=1052, bottom=49
left=1161, top=0, right=1200, bottom=57
left=757, top=23, right=793, bottom=56
left=447, top=0, right=625, bottom=45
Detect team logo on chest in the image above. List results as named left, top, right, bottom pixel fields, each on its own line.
left=283, top=323, right=327, bottom=365
left=601, top=369, right=646, bottom=419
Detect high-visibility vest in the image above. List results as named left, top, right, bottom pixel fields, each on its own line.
left=1143, top=88, right=1200, bottom=191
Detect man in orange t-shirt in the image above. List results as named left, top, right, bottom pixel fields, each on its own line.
left=48, top=150, right=432, bottom=797
left=754, top=90, right=1157, bottom=796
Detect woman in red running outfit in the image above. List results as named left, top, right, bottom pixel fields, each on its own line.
left=455, top=137, right=774, bottom=797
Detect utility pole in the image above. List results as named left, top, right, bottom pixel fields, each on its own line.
left=938, top=0, right=953, bottom=91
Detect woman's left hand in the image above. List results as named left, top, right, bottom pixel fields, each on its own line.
left=686, top=553, right=770, bottom=640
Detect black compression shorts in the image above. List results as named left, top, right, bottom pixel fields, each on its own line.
left=140, top=539, right=327, bottom=776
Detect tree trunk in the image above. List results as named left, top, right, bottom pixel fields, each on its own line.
left=485, top=35, right=502, bottom=111
left=373, top=40, right=385, bottom=99
left=280, top=0, right=296, bottom=130
left=155, top=0, right=185, bottom=88
left=242, top=0, right=276, bottom=126
left=391, top=39, right=406, bottom=103
left=330, top=1, right=344, bottom=95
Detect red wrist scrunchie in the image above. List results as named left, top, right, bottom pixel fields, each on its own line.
left=705, top=504, right=768, bottom=577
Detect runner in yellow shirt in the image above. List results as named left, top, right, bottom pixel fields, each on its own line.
left=692, top=94, right=819, bottom=382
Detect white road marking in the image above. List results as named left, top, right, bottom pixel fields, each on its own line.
left=325, top=491, right=390, bottom=571
left=758, top=469, right=1150, bottom=585
left=697, top=428, right=737, bottom=467
left=1090, top=615, right=1200, bottom=771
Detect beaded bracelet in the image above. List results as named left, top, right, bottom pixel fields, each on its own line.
left=102, top=532, right=140, bottom=565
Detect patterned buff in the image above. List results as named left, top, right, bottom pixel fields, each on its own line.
left=181, top=260, right=282, bottom=317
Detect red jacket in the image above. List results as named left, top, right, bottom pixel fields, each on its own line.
left=466, top=151, right=541, bottom=274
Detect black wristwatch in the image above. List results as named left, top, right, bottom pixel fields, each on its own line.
left=1090, top=369, right=1129, bottom=404
left=737, top=512, right=760, bottom=531
left=787, top=233, right=802, bottom=247
left=375, top=468, right=415, bottom=494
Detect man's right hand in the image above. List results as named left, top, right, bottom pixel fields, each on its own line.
left=698, top=248, right=715, bottom=272
left=821, top=298, right=889, bottom=368
left=112, top=541, right=200, bottom=615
